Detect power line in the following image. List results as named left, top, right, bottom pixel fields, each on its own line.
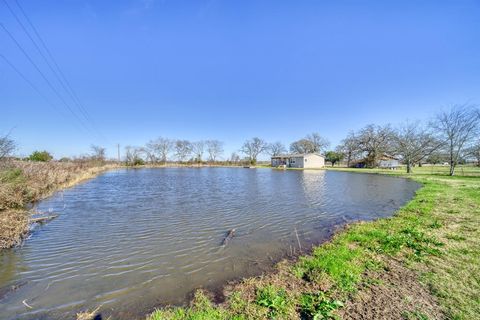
left=0, top=53, right=84, bottom=132
left=13, top=0, right=87, bottom=112
left=0, top=53, right=61, bottom=114
left=0, top=22, right=93, bottom=135
left=11, top=0, right=105, bottom=141
left=2, top=0, right=106, bottom=141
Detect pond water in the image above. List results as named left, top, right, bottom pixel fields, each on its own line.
left=0, top=168, right=419, bottom=319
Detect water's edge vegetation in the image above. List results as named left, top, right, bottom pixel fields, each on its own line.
left=145, top=167, right=479, bottom=320
left=0, top=161, right=119, bottom=248
left=2, top=163, right=478, bottom=319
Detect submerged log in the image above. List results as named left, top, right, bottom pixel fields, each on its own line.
left=0, top=281, right=27, bottom=301
left=29, top=215, right=58, bottom=224
left=222, top=228, right=236, bottom=246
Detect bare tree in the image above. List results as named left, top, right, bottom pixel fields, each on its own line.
left=467, top=140, right=480, bottom=166
left=431, top=104, right=480, bottom=175
left=90, top=145, right=106, bottom=163
left=206, top=140, right=224, bottom=162
left=230, top=152, right=240, bottom=164
left=290, top=133, right=330, bottom=154
left=290, top=139, right=315, bottom=154
left=268, top=141, right=287, bottom=156
left=357, top=124, right=394, bottom=168
left=240, top=137, right=268, bottom=165
left=306, top=133, right=330, bottom=153
left=143, top=147, right=157, bottom=164
left=124, top=145, right=134, bottom=163
left=0, top=134, right=15, bottom=161
left=124, top=146, right=146, bottom=165
left=336, top=131, right=361, bottom=167
left=147, top=137, right=173, bottom=164
left=192, top=140, right=205, bottom=163
left=175, top=140, right=193, bottom=162
left=426, top=152, right=445, bottom=165
left=391, top=121, right=441, bottom=173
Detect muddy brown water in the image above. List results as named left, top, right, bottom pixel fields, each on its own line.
left=0, top=168, right=419, bottom=319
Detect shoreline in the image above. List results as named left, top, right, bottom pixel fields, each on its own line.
left=2, top=165, right=479, bottom=319
left=0, top=161, right=121, bottom=249
left=147, top=166, right=480, bottom=320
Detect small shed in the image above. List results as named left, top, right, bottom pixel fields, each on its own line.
left=378, top=155, right=400, bottom=169
left=271, top=153, right=325, bottom=169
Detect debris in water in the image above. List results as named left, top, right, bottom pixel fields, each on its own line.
left=222, top=229, right=236, bottom=246
left=294, top=227, right=302, bottom=252
left=22, top=299, right=33, bottom=309
left=29, top=215, right=58, bottom=224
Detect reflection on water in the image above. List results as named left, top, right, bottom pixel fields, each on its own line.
left=0, top=168, right=419, bottom=319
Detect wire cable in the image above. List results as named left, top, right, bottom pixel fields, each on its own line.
left=14, top=1, right=92, bottom=119
left=0, top=53, right=84, bottom=132
left=12, top=0, right=106, bottom=141
left=2, top=0, right=105, bottom=141
left=0, top=22, right=93, bottom=134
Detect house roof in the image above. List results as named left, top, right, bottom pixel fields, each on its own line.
left=379, top=154, right=400, bottom=161
left=271, top=153, right=324, bottom=158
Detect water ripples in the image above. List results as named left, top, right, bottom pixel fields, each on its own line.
left=0, top=168, right=419, bottom=320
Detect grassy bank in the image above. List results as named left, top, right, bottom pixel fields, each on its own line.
left=148, top=166, right=480, bottom=320
left=0, top=160, right=118, bottom=248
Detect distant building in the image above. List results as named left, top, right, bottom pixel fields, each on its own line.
left=377, top=155, right=400, bottom=169
left=271, top=153, right=325, bottom=169
left=350, top=154, right=400, bottom=169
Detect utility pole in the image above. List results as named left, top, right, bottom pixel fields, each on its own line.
left=117, top=144, right=120, bottom=163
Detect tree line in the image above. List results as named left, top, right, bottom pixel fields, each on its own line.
left=333, top=104, right=480, bottom=175
left=123, top=139, right=225, bottom=166
left=1, top=104, right=479, bottom=175
left=121, top=133, right=332, bottom=167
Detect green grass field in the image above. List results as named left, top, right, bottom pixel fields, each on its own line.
left=147, top=165, right=480, bottom=320
left=328, top=164, right=480, bottom=176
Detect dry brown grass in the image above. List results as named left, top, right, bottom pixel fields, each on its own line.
left=76, top=306, right=101, bottom=320
left=340, top=257, right=444, bottom=320
left=0, top=160, right=118, bottom=249
left=0, top=209, right=28, bottom=248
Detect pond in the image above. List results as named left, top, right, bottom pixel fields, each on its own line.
left=0, top=168, right=419, bottom=319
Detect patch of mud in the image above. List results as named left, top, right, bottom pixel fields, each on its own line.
left=340, top=258, right=444, bottom=320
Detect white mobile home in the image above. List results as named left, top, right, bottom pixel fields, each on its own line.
left=377, top=155, right=400, bottom=169
left=271, top=153, right=325, bottom=169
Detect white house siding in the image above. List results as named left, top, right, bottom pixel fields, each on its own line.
left=303, top=154, right=325, bottom=168
left=271, top=154, right=325, bottom=169
left=378, top=159, right=399, bottom=169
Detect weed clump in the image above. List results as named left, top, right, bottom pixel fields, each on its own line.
left=299, top=292, right=343, bottom=320
left=149, top=291, right=233, bottom=320
left=255, top=285, right=289, bottom=318
left=294, top=243, right=364, bottom=293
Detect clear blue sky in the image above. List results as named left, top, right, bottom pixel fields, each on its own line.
left=1, top=0, right=479, bottom=159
